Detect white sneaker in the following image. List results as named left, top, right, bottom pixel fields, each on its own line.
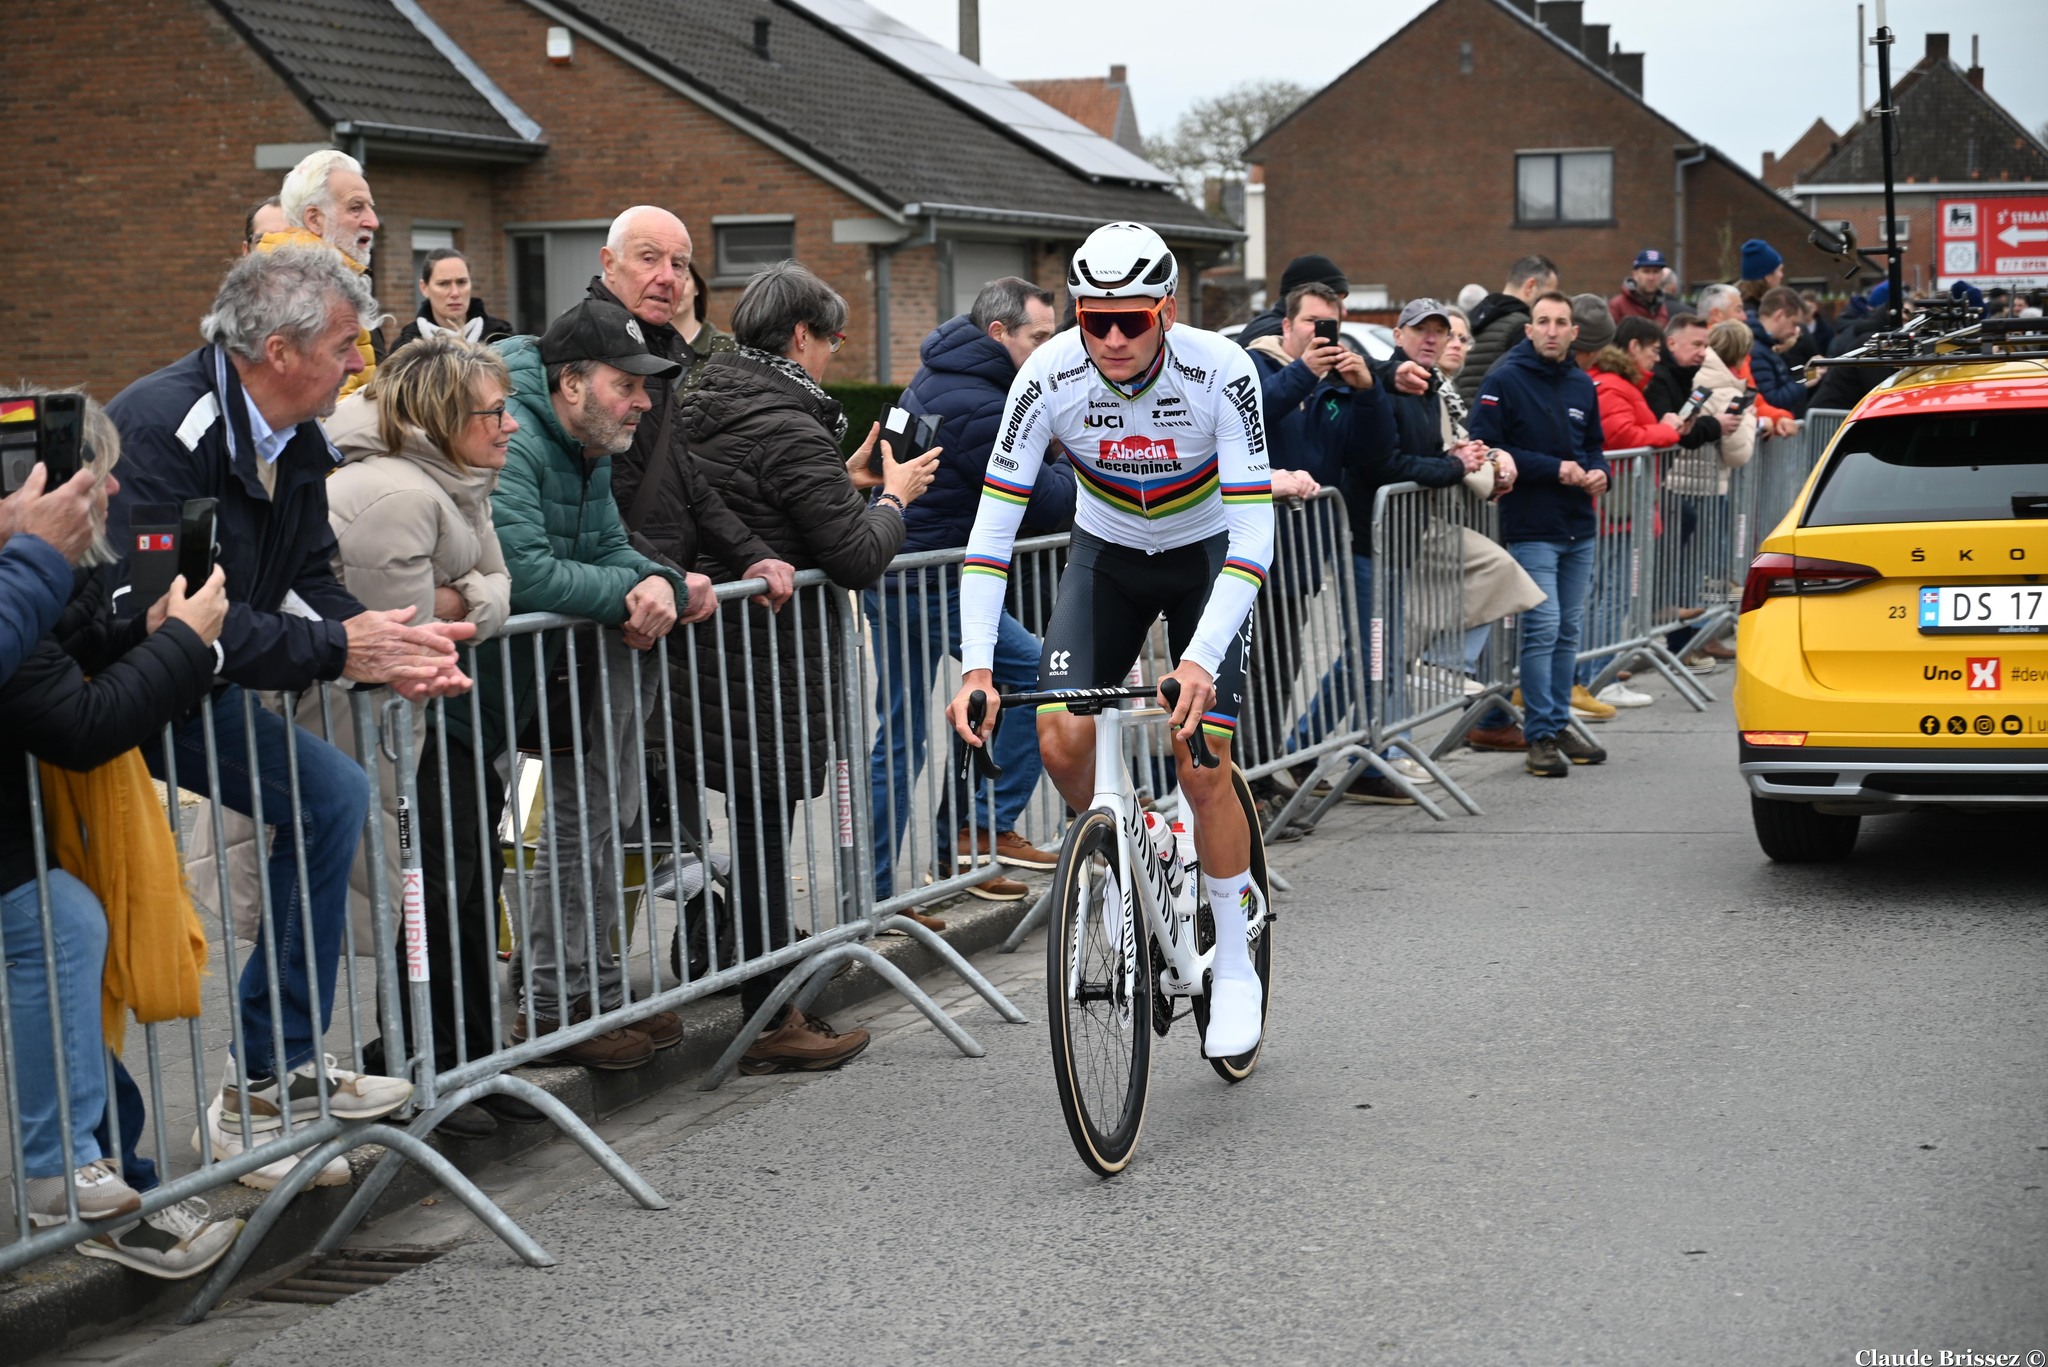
left=194, top=1094, right=352, bottom=1191
left=23, top=1160, right=143, bottom=1227
left=1203, top=892, right=1264, bottom=1059
left=222, top=1054, right=412, bottom=1132
left=1387, top=756, right=1438, bottom=785
left=1595, top=681, right=1654, bottom=708
left=80, top=1196, right=242, bottom=1280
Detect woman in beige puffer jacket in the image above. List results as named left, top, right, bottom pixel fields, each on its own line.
left=1664, top=321, right=1759, bottom=497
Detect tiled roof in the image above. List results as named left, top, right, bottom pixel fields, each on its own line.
left=1015, top=77, right=1135, bottom=152
left=209, top=0, right=542, bottom=151
left=542, top=0, right=1229, bottom=238
left=1763, top=117, right=1839, bottom=189
left=1801, top=58, right=2048, bottom=185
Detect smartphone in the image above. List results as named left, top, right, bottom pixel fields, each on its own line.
left=0, top=393, right=84, bottom=494
left=877, top=406, right=941, bottom=464
left=178, top=497, right=219, bottom=593
left=1730, top=390, right=1757, bottom=415
left=1312, top=318, right=1340, bottom=347
left=1676, top=386, right=1711, bottom=422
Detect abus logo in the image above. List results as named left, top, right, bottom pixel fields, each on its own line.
left=1099, top=435, right=1177, bottom=462
left=1968, top=657, right=2001, bottom=690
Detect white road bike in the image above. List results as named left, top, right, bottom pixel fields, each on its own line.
left=965, top=679, right=1274, bottom=1176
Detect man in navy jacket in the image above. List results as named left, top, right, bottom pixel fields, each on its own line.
left=1467, top=292, right=1611, bottom=778
left=104, top=248, right=469, bottom=1183
left=867, top=278, right=1074, bottom=905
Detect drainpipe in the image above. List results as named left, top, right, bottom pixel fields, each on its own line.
left=872, top=214, right=938, bottom=385
left=1673, top=144, right=1708, bottom=294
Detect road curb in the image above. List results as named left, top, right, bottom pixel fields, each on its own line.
left=0, top=896, right=1033, bottom=1363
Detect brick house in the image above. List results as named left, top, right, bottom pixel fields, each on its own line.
left=1761, top=119, right=1840, bottom=191
left=2, top=0, right=1231, bottom=399
left=1246, top=0, right=1849, bottom=309
left=1015, top=66, right=1144, bottom=156
left=1787, top=33, right=2048, bottom=296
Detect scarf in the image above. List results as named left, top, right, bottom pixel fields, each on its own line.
left=1440, top=373, right=1471, bottom=443
left=739, top=345, right=849, bottom=443
left=37, top=754, right=208, bottom=1053
left=417, top=313, right=486, bottom=344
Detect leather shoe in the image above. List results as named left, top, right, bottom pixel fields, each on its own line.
left=511, top=1011, right=653, bottom=1070
left=624, top=1008, right=684, bottom=1050
left=1467, top=723, right=1527, bottom=752
left=739, top=1009, right=871, bottom=1075
left=477, top=1091, right=546, bottom=1124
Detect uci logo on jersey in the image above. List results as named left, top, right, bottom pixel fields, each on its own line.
left=1083, top=413, right=1123, bottom=429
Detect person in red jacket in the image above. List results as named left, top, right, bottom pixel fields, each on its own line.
left=1608, top=249, right=1672, bottom=326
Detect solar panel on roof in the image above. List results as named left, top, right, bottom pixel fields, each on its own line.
left=779, top=0, right=1175, bottom=187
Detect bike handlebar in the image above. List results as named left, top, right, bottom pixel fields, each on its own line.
left=957, top=680, right=1218, bottom=787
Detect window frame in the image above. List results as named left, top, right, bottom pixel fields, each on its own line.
left=711, top=215, right=796, bottom=285
left=1512, top=148, right=1616, bottom=228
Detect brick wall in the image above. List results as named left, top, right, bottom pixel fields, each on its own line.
left=0, top=0, right=327, bottom=398
left=361, top=164, right=503, bottom=337
left=1256, top=0, right=1841, bottom=306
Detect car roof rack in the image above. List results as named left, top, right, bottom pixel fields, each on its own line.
left=1809, top=303, right=2048, bottom=370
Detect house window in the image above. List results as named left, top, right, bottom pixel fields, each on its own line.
left=713, top=217, right=796, bottom=280
left=507, top=227, right=608, bottom=335
left=1515, top=150, right=1613, bottom=225
left=1881, top=216, right=1911, bottom=243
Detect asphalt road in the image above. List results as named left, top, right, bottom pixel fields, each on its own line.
left=89, top=683, right=2048, bottom=1366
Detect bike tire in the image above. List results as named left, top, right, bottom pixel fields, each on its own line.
left=1191, top=765, right=1274, bottom=1083
left=1046, top=807, right=1152, bottom=1176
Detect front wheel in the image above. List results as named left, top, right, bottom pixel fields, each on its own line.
left=1750, top=795, right=1860, bottom=863
left=1046, top=808, right=1152, bottom=1176
left=1191, top=765, right=1274, bottom=1082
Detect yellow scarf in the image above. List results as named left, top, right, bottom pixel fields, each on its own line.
left=37, top=753, right=207, bottom=1053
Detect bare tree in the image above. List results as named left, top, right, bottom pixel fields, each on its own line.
left=1144, top=79, right=1310, bottom=207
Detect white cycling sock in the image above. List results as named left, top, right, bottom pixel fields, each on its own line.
left=1203, top=872, right=1262, bottom=1059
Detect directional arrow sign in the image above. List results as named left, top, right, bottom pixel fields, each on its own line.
left=1997, top=224, right=2048, bottom=247
left=1940, top=196, right=2048, bottom=290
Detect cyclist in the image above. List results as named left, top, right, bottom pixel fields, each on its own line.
left=945, top=222, right=1274, bottom=1059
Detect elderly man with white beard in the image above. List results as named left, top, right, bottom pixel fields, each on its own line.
left=258, top=150, right=386, bottom=397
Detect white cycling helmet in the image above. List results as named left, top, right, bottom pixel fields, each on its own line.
left=1068, top=222, right=1178, bottom=300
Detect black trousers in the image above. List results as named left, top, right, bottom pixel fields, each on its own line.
left=727, top=790, right=797, bottom=1020
left=365, top=728, right=506, bottom=1075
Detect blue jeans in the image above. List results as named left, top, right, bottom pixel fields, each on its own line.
left=2, top=871, right=109, bottom=1178
left=1510, top=539, right=1596, bottom=741
left=147, top=685, right=369, bottom=1077
left=864, top=574, right=1044, bottom=900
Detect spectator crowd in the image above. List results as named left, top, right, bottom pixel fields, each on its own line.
left=1, top=143, right=1955, bottom=1280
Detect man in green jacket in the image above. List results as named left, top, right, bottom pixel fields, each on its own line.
left=485, top=299, right=704, bottom=1070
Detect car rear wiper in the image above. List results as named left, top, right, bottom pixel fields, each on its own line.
left=2013, top=492, right=2048, bottom=518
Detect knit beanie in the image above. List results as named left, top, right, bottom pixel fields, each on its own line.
left=1740, top=238, right=1783, bottom=281
left=1570, top=293, right=1616, bottom=351
left=1277, top=253, right=1348, bottom=299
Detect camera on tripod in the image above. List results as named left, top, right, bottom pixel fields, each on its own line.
left=0, top=393, right=85, bottom=494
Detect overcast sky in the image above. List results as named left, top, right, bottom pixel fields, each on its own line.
left=864, top=0, right=2048, bottom=175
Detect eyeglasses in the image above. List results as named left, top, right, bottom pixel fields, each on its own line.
left=469, top=402, right=514, bottom=428
left=1075, top=300, right=1165, bottom=341
left=827, top=331, right=845, bottom=354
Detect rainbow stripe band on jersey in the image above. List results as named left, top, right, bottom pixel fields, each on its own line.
left=1200, top=711, right=1238, bottom=740
left=1220, top=480, right=1272, bottom=505
left=980, top=473, right=1033, bottom=506
left=963, top=554, right=1010, bottom=579
left=1074, top=453, right=1219, bottom=520
left=1220, top=557, right=1267, bottom=589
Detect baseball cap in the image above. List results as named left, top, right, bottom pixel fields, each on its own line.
left=1396, top=298, right=1452, bottom=329
left=538, top=299, right=680, bottom=378
left=1632, top=248, right=1667, bottom=270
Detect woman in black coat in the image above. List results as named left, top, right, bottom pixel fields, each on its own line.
left=677, top=260, right=936, bottom=1073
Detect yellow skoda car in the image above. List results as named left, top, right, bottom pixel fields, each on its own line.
left=1735, top=350, right=2048, bottom=862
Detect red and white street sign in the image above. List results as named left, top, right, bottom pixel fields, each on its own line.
left=1938, top=196, right=2048, bottom=291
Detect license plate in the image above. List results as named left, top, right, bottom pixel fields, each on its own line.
left=1918, top=584, right=2048, bottom=634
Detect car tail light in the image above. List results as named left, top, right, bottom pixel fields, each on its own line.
left=1739, top=553, right=1881, bottom=614
left=1742, top=731, right=1808, bottom=746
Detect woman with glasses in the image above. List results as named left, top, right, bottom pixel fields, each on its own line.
left=313, top=332, right=516, bottom=1135
left=678, top=259, right=938, bottom=1074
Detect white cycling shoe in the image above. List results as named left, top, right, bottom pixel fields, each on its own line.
left=1203, top=974, right=1264, bottom=1058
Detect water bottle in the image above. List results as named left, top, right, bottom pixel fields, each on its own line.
left=1170, top=820, right=1198, bottom=878
left=1144, top=811, right=1185, bottom=897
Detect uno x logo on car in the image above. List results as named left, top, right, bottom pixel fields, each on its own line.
left=1967, top=657, right=2001, bottom=690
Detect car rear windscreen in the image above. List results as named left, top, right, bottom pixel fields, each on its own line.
left=1803, top=408, right=2048, bottom=527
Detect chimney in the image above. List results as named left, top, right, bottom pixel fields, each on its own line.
left=1536, top=1, right=1583, bottom=52
left=1924, top=32, right=1949, bottom=64
left=1109, top=64, right=1127, bottom=85
left=1762, top=150, right=1778, bottom=180
left=752, top=17, right=771, bottom=60
left=1968, top=34, right=1984, bottom=89
left=1579, top=23, right=1610, bottom=69
left=1609, top=50, right=1644, bottom=95
left=958, top=0, right=979, bottom=64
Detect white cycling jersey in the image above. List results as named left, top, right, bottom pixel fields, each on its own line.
left=958, top=324, right=1275, bottom=676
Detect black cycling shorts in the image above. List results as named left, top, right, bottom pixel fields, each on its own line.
left=1037, top=528, right=1250, bottom=743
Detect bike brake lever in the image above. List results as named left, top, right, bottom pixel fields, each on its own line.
left=960, top=689, right=1006, bottom=784
left=1157, top=678, right=1221, bottom=770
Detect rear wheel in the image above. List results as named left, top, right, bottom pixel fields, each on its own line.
left=1046, top=808, right=1152, bottom=1176
left=1191, top=766, right=1274, bottom=1083
left=1750, top=795, right=1861, bottom=863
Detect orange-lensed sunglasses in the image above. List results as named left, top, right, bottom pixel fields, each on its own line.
left=1075, top=300, right=1166, bottom=340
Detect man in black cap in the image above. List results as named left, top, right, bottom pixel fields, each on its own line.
left=1236, top=252, right=1349, bottom=347
left=438, top=298, right=696, bottom=1072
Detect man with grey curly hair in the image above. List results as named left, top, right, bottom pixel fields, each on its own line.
left=103, top=247, right=474, bottom=1190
